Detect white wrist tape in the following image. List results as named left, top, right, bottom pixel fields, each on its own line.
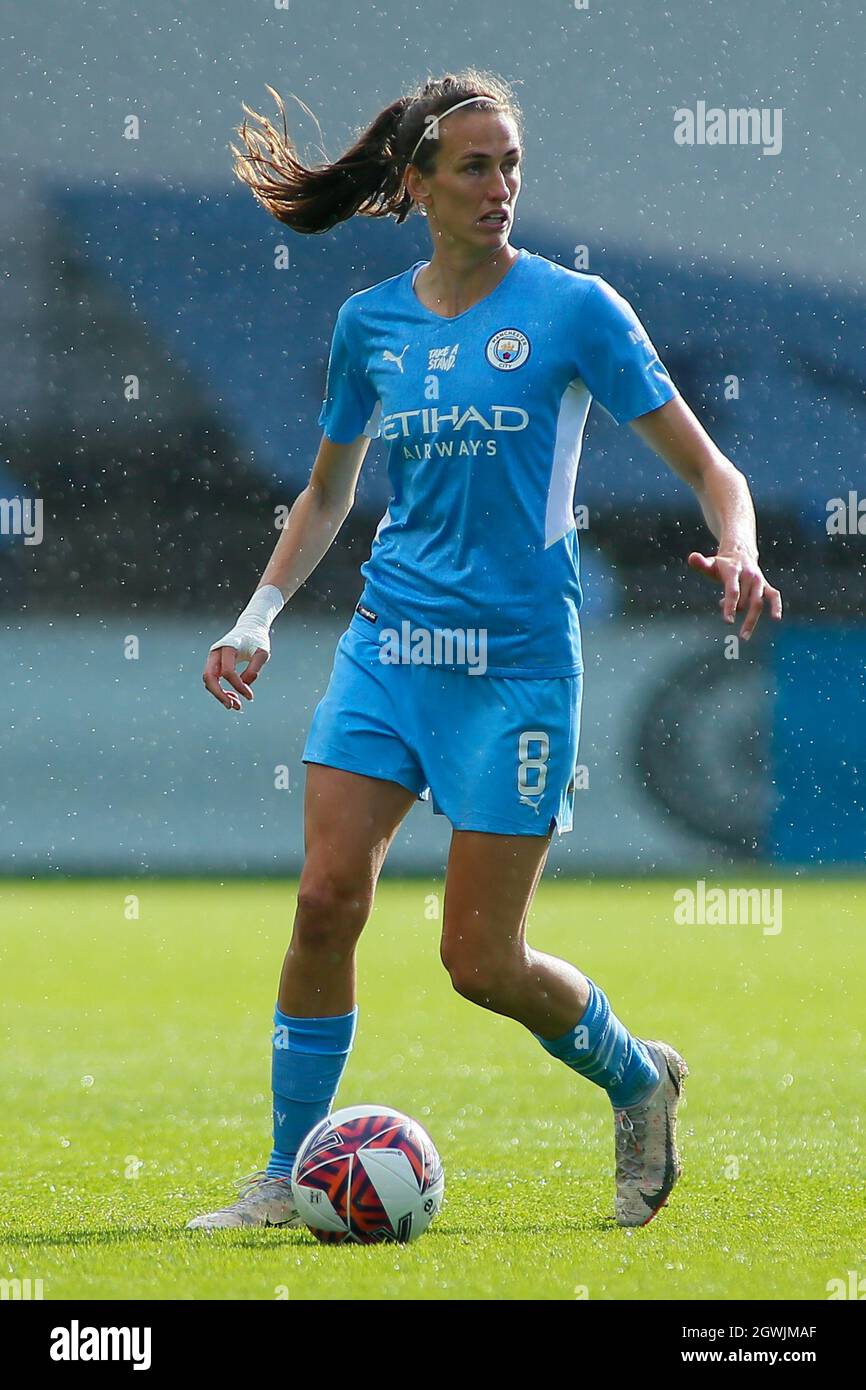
left=209, top=584, right=285, bottom=661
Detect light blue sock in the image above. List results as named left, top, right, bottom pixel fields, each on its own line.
left=532, top=978, right=659, bottom=1109
left=266, top=1004, right=358, bottom=1179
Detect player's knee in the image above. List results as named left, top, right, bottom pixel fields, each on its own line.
left=441, top=944, right=517, bottom=1007
left=294, top=873, right=371, bottom=951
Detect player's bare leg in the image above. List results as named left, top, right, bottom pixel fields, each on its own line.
left=440, top=827, right=588, bottom=1034
left=440, top=828, right=687, bottom=1226
left=187, top=766, right=416, bottom=1231
left=278, top=765, right=417, bottom=1016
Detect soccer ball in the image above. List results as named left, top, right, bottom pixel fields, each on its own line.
left=291, top=1104, right=445, bottom=1244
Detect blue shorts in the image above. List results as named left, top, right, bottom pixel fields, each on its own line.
left=302, top=618, right=583, bottom=837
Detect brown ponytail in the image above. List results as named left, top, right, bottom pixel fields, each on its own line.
left=230, top=69, right=523, bottom=235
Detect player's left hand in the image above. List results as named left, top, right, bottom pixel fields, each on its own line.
left=687, top=550, right=783, bottom=640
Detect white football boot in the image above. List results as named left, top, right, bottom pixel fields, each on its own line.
left=186, top=1171, right=304, bottom=1231
left=613, top=1040, right=689, bottom=1227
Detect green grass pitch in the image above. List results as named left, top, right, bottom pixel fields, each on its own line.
left=1, top=877, right=863, bottom=1301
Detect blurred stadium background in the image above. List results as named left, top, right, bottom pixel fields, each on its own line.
left=2, top=0, right=864, bottom=876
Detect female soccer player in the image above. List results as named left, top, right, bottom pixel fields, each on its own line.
left=191, top=70, right=782, bottom=1231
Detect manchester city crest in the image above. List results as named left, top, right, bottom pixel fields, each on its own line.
left=485, top=328, right=530, bottom=371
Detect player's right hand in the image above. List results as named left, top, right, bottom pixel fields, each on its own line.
left=202, top=643, right=269, bottom=711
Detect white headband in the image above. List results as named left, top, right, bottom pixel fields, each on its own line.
left=408, top=96, right=492, bottom=165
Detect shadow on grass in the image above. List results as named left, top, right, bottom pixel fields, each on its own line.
left=0, top=1228, right=311, bottom=1251
left=0, top=1211, right=620, bottom=1250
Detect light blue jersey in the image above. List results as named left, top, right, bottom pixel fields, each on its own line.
left=318, top=247, right=677, bottom=676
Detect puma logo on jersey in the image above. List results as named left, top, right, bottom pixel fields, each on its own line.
left=383, top=345, right=410, bottom=371
left=519, top=794, right=543, bottom=813
left=428, top=344, right=459, bottom=372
